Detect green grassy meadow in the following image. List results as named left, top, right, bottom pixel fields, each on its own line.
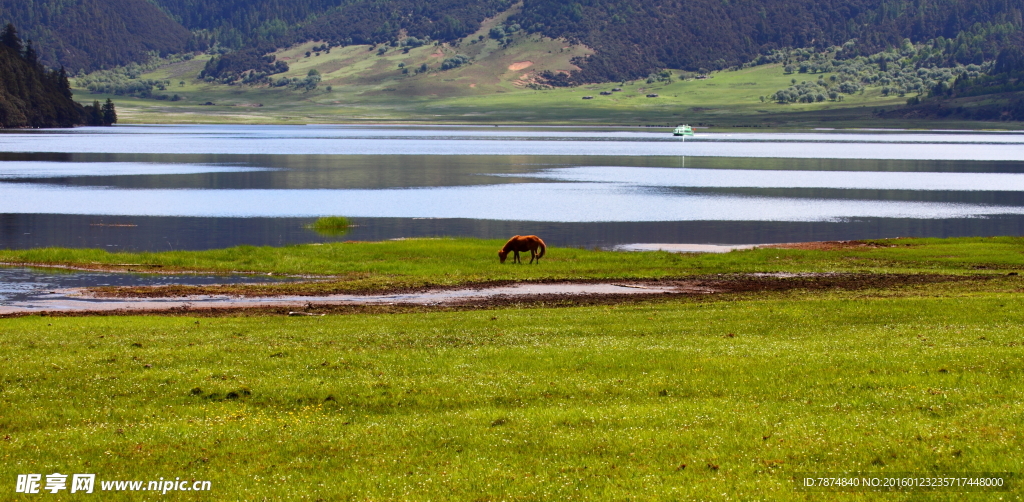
left=3, top=236, right=1024, bottom=293
left=78, top=59, right=927, bottom=128
left=2, top=285, right=1022, bottom=499
left=2, top=237, right=1023, bottom=500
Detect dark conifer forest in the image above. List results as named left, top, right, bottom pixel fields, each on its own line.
left=512, top=0, right=1024, bottom=82
left=0, top=24, right=113, bottom=128
left=0, top=0, right=189, bottom=72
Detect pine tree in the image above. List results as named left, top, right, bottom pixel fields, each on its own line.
left=55, top=67, right=72, bottom=99
left=88, top=100, right=103, bottom=126
left=1, top=23, right=21, bottom=52
left=22, top=39, right=38, bottom=66
left=101, top=99, right=117, bottom=126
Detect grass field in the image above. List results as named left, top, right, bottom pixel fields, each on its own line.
left=2, top=237, right=1023, bottom=500
left=2, top=281, right=1022, bottom=499
left=3, top=236, right=1024, bottom=294
left=77, top=59, right=932, bottom=128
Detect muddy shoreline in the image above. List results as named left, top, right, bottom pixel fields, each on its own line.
left=0, top=273, right=984, bottom=317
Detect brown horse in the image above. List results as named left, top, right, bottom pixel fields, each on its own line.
left=498, top=235, right=546, bottom=264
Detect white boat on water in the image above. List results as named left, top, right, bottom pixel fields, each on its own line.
left=673, top=125, right=694, bottom=137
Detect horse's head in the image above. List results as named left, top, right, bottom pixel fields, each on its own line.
left=498, top=249, right=508, bottom=263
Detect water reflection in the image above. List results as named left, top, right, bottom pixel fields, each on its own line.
left=4, top=181, right=1024, bottom=221
left=2, top=125, right=1024, bottom=160
left=4, top=214, right=1024, bottom=251
left=1, top=125, right=1024, bottom=250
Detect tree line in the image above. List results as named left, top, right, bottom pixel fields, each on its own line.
left=893, top=44, right=1024, bottom=121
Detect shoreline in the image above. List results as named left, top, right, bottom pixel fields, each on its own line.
left=0, top=272, right=976, bottom=317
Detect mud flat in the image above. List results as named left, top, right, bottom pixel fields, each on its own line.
left=0, top=281, right=697, bottom=315
left=0, top=272, right=970, bottom=316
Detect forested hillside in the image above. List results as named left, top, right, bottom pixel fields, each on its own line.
left=0, top=0, right=189, bottom=72
left=296, top=0, right=513, bottom=46
left=153, top=0, right=343, bottom=50
left=873, top=44, right=1024, bottom=121
left=1, top=0, right=512, bottom=72
left=4, top=0, right=1024, bottom=85
left=194, top=0, right=513, bottom=81
left=187, top=0, right=1024, bottom=83
left=0, top=24, right=85, bottom=127
left=512, top=0, right=1024, bottom=82
left=155, top=0, right=513, bottom=49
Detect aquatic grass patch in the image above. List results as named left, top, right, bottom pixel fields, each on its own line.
left=306, top=216, right=352, bottom=236
left=1, top=289, right=1022, bottom=499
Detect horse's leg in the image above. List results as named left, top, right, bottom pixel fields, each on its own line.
left=530, top=248, right=537, bottom=264
left=513, top=250, right=520, bottom=264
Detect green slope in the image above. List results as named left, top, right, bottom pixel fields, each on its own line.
left=8, top=0, right=1024, bottom=83
left=69, top=11, right=1024, bottom=129
left=74, top=56, right=948, bottom=128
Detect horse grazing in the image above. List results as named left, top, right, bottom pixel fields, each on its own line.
left=498, top=235, right=546, bottom=264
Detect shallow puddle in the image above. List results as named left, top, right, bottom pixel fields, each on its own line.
left=0, top=266, right=299, bottom=309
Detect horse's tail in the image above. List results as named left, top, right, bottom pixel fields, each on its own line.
left=536, top=238, right=546, bottom=259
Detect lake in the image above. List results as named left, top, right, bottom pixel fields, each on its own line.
left=2, top=124, right=1024, bottom=250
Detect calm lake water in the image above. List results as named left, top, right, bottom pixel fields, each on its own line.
left=2, top=124, right=1024, bottom=250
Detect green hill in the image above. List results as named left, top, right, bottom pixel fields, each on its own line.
left=72, top=9, right=1024, bottom=129
left=74, top=33, right=921, bottom=128
left=7, top=0, right=1021, bottom=126
left=182, top=0, right=1024, bottom=85
left=6, top=0, right=1024, bottom=83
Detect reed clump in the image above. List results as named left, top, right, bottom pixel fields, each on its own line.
left=308, top=216, right=352, bottom=235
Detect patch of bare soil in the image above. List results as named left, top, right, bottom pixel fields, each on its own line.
left=692, top=273, right=963, bottom=293
left=508, top=61, right=533, bottom=71
left=512, top=72, right=540, bottom=88
left=86, top=273, right=964, bottom=300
